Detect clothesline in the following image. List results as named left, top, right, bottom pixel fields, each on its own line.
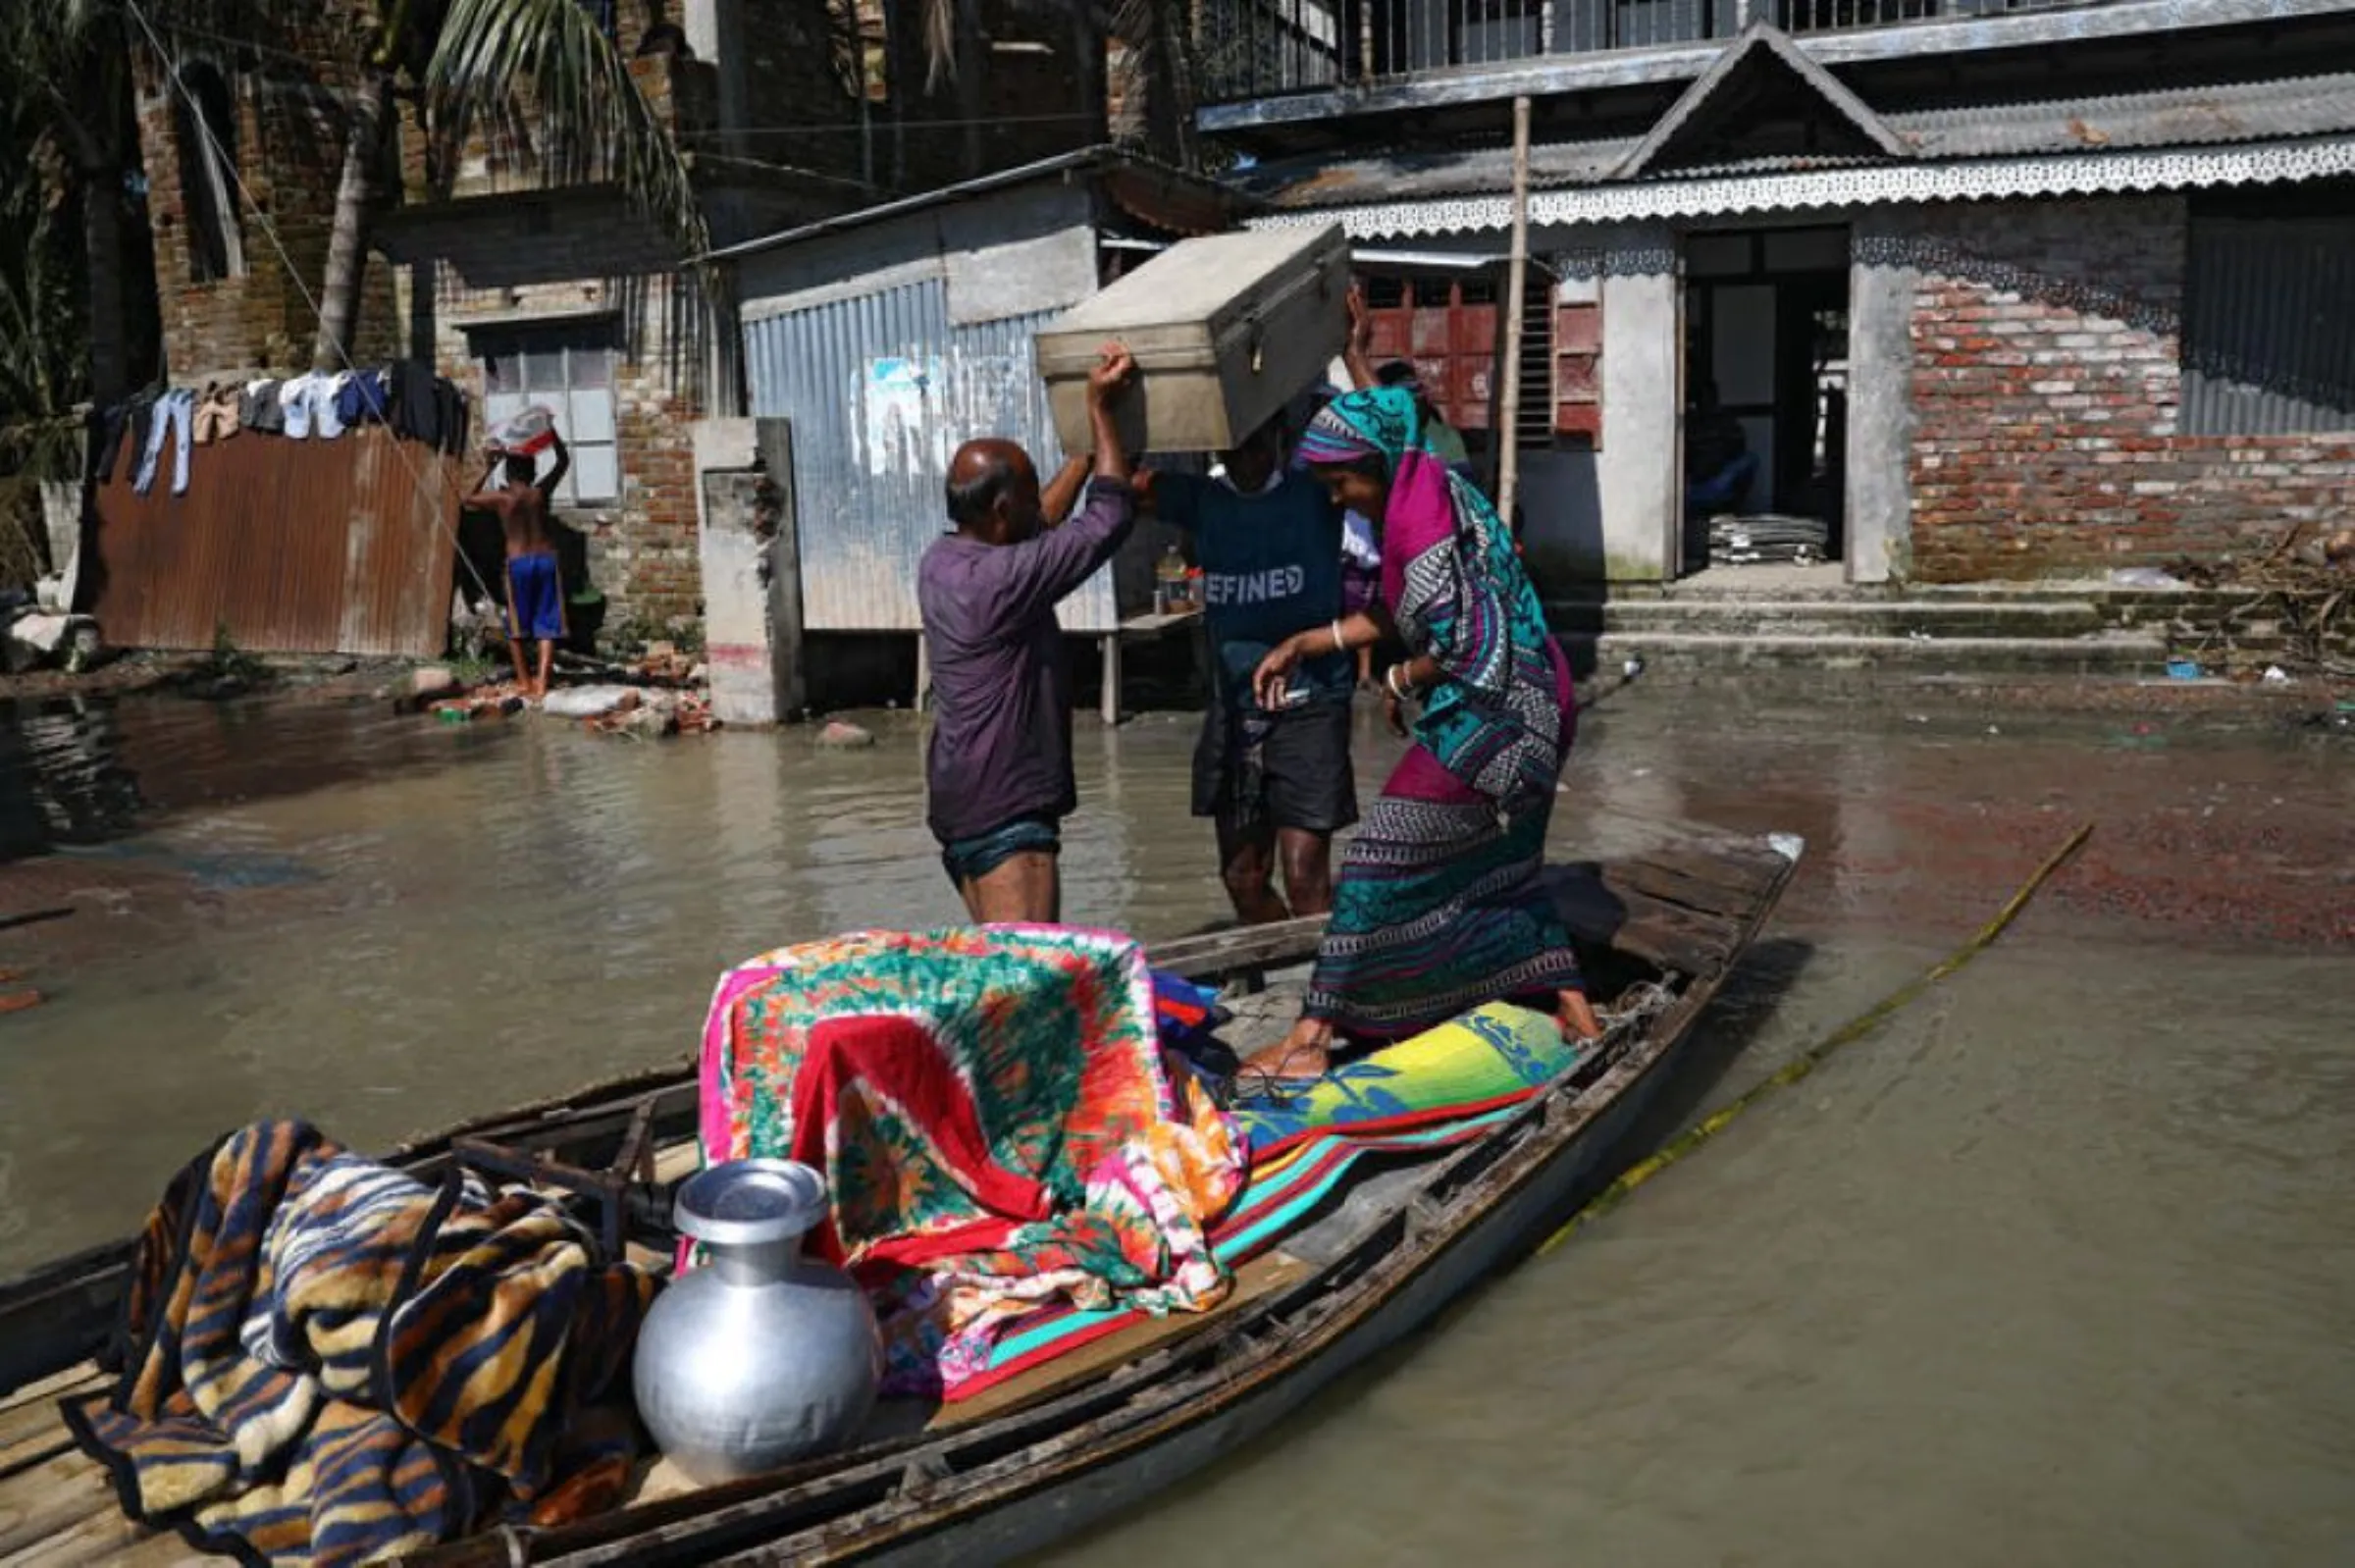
left=89, top=360, right=473, bottom=498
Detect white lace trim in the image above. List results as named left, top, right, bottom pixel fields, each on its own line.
left=1250, top=136, right=2355, bottom=238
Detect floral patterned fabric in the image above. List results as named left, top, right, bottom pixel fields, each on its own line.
left=695, top=926, right=1245, bottom=1397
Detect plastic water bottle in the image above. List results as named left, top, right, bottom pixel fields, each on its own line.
left=1156, top=545, right=1187, bottom=613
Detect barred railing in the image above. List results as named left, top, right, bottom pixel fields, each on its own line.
left=1194, top=0, right=2108, bottom=103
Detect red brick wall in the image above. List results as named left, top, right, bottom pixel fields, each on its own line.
left=388, top=197, right=713, bottom=636
left=134, top=41, right=399, bottom=377
left=1906, top=194, right=2355, bottom=581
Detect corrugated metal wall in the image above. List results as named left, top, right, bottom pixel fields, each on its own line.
left=2182, top=212, right=2355, bottom=437
left=743, top=276, right=1120, bottom=633
left=87, top=427, right=460, bottom=656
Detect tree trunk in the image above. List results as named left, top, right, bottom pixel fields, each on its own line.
left=314, top=67, right=394, bottom=374
left=80, top=166, right=130, bottom=403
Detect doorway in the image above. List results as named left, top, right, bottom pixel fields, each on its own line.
left=1680, top=226, right=1852, bottom=576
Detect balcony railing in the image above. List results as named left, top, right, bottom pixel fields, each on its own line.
left=1193, top=0, right=2108, bottom=105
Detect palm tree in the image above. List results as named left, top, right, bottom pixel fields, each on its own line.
left=2, top=0, right=140, bottom=407
left=309, top=0, right=710, bottom=374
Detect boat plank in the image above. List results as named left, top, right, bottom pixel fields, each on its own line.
left=1601, top=855, right=1773, bottom=920
left=0, top=1370, right=104, bottom=1425
left=1150, top=917, right=1323, bottom=982
left=0, top=1499, right=181, bottom=1567
left=0, top=1454, right=116, bottom=1556
left=0, top=1385, right=92, bottom=1483
left=1637, top=841, right=1792, bottom=900
left=1595, top=885, right=1740, bottom=975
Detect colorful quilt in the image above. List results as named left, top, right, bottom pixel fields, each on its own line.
left=1230, top=1001, right=1584, bottom=1157
left=695, top=927, right=1246, bottom=1398
left=62, top=1121, right=656, bottom=1567
left=943, top=1000, right=1590, bottom=1400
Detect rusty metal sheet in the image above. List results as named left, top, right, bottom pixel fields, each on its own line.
left=85, top=427, right=461, bottom=657
left=744, top=274, right=1123, bottom=634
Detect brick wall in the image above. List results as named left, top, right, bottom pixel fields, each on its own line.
left=388, top=196, right=716, bottom=637
left=1904, top=193, right=2355, bottom=581
left=135, top=49, right=399, bottom=377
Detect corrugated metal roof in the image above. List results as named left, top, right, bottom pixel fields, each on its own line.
left=1893, top=72, right=2355, bottom=157
left=708, top=147, right=1247, bottom=262
left=1241, top=71, right=2355, bottom=209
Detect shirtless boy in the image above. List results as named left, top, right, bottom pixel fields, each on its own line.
left=471, top=433, right=571, bottom=698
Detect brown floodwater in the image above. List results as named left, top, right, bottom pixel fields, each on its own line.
left=2, top=677, right=2351, bottom=1564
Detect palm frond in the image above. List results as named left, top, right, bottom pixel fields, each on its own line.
left=427, top=0, right=709, bottom=261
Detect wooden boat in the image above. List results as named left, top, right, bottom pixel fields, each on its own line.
left=0, top=830, right=1800, bottom=1565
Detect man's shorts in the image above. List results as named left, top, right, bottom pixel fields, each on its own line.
left=939, top=811, right=1062, bottom=887
left=1192, top=699, right=1357, bottom=835
left=505, top=552, right=565, bottom=642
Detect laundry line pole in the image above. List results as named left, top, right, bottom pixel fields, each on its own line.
left=1497, top=95, right=1534, bottom=529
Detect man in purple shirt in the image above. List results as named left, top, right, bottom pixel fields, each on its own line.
left=919, top=344, right=1137, bottom=923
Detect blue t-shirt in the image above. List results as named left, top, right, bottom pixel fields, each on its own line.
left=1155, top=471, right=1351, bottom=711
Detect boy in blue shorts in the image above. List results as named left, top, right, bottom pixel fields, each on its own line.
left=471, top=432, right=570, bottom=699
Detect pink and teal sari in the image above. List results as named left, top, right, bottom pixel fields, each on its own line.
left=1294, top=388, right=1583, bottom=1037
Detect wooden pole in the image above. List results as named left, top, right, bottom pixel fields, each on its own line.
left=1496, top=95, right=1534, bottom=529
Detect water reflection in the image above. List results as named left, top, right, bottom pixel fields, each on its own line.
left=0, top=698, right=146, bottom=860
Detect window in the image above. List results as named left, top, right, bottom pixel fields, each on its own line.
left=476, top=322, right=623, bottom=505
left=175, top=61, right=244, bottom=284
left=2182, top=192, right=2355, bottom=436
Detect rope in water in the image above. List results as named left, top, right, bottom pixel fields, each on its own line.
left=1534, top=820, right=2095, bottom=1258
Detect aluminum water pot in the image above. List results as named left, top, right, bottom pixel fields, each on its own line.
left=633, top=1160, right=882, bottom=1484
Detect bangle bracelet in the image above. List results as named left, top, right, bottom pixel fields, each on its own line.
left=1386, top=664, right=1413, bottom=702
left=1331, top=618, right=1347, bottom=654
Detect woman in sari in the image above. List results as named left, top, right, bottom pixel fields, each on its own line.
left=1243, top=387, right=1599, bottom=1078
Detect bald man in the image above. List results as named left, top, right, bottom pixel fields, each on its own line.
left=917, top=344, right=1137, bottom=923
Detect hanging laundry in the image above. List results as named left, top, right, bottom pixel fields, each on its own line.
left=335, top=366, right=392, bottom=428
left=132, top=390, right=193, bottom=497
left=280, top=374, right=345, bottom=441
left=192, top=384, right=241, bottom=445
left=386, top=361, right=471, bottom=454
left=441, top=382, right=471, bottom=456
left=240, top=379, right=286, bottom=435
left=88, top=394, right=154, bottom=486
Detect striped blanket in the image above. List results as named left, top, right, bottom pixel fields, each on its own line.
left=62, top=1121, right=657, bottom=1567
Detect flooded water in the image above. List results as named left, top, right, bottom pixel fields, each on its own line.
left=3, top=677, right=2352, bottom=1564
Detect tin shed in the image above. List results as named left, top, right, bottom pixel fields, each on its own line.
left=721, top=149, right=1247, bottom=655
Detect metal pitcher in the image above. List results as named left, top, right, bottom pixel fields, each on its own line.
left=632, top=1160, right=882, bottom=1484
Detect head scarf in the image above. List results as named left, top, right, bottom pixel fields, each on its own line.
left=1295, top=386, right=1425, bottom=471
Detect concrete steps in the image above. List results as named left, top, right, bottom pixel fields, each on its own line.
left=1552, top=597, right=2109, bottom=640
left=1556, top=629, right=2169, bottom=675
left=1544, top=586, right=2172, bottom=675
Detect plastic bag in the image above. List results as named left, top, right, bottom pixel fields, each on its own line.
left=2109, top=566, right=2185, bottom=590
left=487, top=403, right=560, bottom=457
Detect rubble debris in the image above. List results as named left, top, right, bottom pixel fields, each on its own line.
left=543, top=685, right=639, bottom=719
left=817, top=720, right=875, bottom=750
left=2165, top=524, right=2355, bottom=679
left=3, top=611, right=103, bottom=675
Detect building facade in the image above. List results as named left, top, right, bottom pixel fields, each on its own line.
left=1195, top=0, right=2355, bottom=590
left=129, top=0, right=1154, bottom=640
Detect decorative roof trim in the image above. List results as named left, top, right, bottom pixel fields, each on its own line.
left=1613, top=23, right=1908, bottom=182
left=1248, top=136, right=2355, bottom=238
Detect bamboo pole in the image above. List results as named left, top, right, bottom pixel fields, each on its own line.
left=1536, top=821, right=2096, bottom=1258
left=1496, top=95, right=1534, bottom=528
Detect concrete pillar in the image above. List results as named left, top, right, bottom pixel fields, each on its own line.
left=1596, top=224, right=1682, bottom=582
left=1846, top=213, right=1920, bottom=586
left=694, top=416, right=805, bottom=724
